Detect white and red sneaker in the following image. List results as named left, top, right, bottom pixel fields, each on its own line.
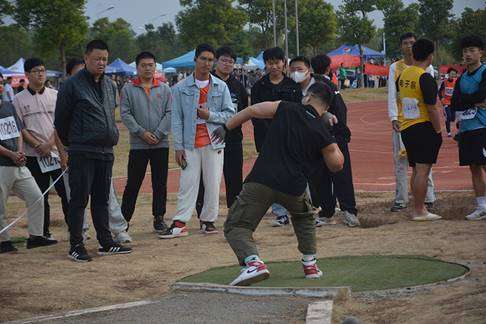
left=302, top=258, right=323, bottom=279
left=158, top=221, right=189, bottom=239
left=229, top=259, right=270, bottom=286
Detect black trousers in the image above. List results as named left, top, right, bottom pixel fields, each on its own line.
left=26, top=156, right=69, bottom=236
left=196, top=143, right=243, bottom=216
left=68, top=154, right=114, bottom=247
left=121, top=148, right=169, bottom=222
left=308, top=138, right=357, bottom=218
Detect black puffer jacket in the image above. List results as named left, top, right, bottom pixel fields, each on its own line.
left=55, top=69, right=119, bottom=154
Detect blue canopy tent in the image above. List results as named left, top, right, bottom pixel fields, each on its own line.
left=328, top=44, right=384, bottom=60
left=105, top=58, right=136, bottom=76
left=5, top=58, right=62, bottom=77
left=0, top=65, right=14, bottom=75
left=162, top=49, right=196, bottom=69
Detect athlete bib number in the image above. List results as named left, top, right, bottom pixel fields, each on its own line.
left=37, top=152, right=61, bottom=174
left=460, top=108, right=477, bottom=120
left=0, top=116, right=20, bottom=140
left=402, top=98, right=420, bottom=119
left=444, top=87, right=454, bottom=96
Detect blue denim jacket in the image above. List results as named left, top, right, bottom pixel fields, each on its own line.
left=171, top=74, right=235, bottom=150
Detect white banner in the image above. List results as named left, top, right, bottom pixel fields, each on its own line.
left=37, top=152, right=61, bottom=174
left=0, top=116, right=20, bottom=140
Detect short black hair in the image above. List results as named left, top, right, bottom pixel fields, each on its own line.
left=400, top=32, right=416, bottom=44
left=460, top=35, right=485, bottom=50
left=19, top=79, right=25, bottom=83
left=195, top=43, right=215, bottom=58
left=65, top=58, right=84, bottom=76
left=6, top=76, right=12, bottom=81
left=289, top=56, right=310, bottom=68
left=263, top=47, right=285, bottom=62
left=447, top=67, right=458, bottom=74
left=216, top=46, right=236, bottom=61
left=308, top=82, right=333, bottom=106
left=85, top=39, right=109, bottom=54
left=412, top=38, right=434, bottom=61
left=24, top=58, right=45, bottom=73
left=311, top=54, right=332, bottom=74
left=0, top=73, right=3, bottom=79
left=135, top=51, right=157, bottom=66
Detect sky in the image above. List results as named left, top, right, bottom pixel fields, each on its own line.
left=85, top=0, right=485, bottom=34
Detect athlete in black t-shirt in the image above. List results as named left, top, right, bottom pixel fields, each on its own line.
left=211, top=82, right=344, bottom=286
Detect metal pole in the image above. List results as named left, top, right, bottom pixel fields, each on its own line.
left=284, top=0, right=289, bottom=59
left=272, top=0, right=277, bottom=47
left=383, top=32, right=387, bottom=66
left=295, top=0, right=299, bottom=56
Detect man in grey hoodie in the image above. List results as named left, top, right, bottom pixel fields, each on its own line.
left=120, top=51, right=171, bottom=233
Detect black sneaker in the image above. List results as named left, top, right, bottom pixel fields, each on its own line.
left=200, top=221, right=218, bottom=234
left=0, top=241, right=18, bottom=253
left=390, top=202, right=407, bottom=212
left=26, top=235, right=58, bottom=249
left=97, top=243, right=132, bottom=256
left=68, top=244, right=92, bottom=262
left=153, top=216, right=168, bottom=233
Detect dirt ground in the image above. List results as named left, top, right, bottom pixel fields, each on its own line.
left=1, top=190, right=485, bottom=323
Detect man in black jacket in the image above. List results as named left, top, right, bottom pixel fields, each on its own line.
left=55, top=40, right=132, bottom=262
left=308, top=54, right=359, bottom=227
left=250, top=47, right=302, bottom=227
left=196, top=46, right=249, bottom=216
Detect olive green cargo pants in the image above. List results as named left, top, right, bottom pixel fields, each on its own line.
left=224, top=182, right=319, bottom=265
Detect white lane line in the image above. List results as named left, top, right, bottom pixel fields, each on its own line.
left=7, top=300, right=158, bottom=324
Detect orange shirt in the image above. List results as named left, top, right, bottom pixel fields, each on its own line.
left=441, top=78, right=457, bottom=106
left=194, top=84, right=211, bottom=148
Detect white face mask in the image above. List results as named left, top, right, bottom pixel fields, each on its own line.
left=290, top=71, right=308, bottom=83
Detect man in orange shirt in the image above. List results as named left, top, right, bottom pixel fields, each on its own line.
left=160, top=44, right=235, bottom=239
left=438, top=67, right=458, bottom=137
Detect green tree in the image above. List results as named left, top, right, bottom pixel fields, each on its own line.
left=137, top=22, right=185, bottom=62
left=292, top=0, right=336, bottom=56
left=417, top=0, right=453, bottom=62
left=0, top=0, right=13, bottom=24
left=0, top=25, right=34, bottom=67
left=451, top=7, right=486, bottom=61
left=14, top=0, right=88, bottom=72
left=378, top=0, right=419, bottom=60
left=337, top=0, right=377, bottom=87
left=89, top=17, right=139, bottom=63
left=176, top=0, right=248, bottom=49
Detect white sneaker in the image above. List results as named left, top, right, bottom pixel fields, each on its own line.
left=315, top=217, right=337, bottom=227
left=343, top=211, right=360, bottom=227
left=113, top=231, right=132, bottom=243
left=229, top=260, right=270, bottom=286
left=465, top=208, right=486, bottom=221
left=412, top=212, right=442, bottom=221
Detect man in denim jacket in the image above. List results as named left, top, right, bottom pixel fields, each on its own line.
left=160, top=44, right=235, bottom=239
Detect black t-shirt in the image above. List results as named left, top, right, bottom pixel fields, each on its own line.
left=0, top=101, right=23, bottom=167
left=245, top=101, right=335, bottom=196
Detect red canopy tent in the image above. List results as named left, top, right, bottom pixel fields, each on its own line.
left=364, top=63, right=389, bottom=77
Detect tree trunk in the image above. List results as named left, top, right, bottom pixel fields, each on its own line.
left=359, top=43, right=364, bottom=88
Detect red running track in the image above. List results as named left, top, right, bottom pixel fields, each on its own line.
left=113, top=101, right=471, bottom=194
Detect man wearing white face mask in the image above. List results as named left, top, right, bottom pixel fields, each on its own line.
left=290, top=56, right=359, bottom=227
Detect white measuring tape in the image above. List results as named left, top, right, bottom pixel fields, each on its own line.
left=0, top=167, right=68, bottom=235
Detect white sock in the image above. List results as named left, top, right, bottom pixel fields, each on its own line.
left=302, top=254, right=316, bottom=263
left=477, top=196, right=486, bottom=210
left=244, top=255, right=260, bottom=265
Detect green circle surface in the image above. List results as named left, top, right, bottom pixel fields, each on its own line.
left=180, top=255, right=469, bottom=292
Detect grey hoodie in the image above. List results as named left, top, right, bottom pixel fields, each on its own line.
left=120, top=78, right=171, bottom=150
